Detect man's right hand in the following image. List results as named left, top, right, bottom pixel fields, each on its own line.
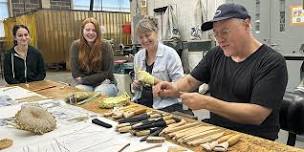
left=153, top=81, right=179, bottom=97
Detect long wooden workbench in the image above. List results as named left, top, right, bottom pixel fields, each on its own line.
left=15, top=80, right=304, bottom=152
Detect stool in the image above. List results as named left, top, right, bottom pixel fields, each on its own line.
left=280, top=91, right=304, bottom=146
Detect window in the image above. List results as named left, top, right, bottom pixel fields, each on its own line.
left=73, top=0, right=130, bottom=12
left=11, top=0, right=41, bottom=16
left=73, top=0, right=90, bottom=10
left=279, top=0, right=286, bottom=32
left=102, top=0, right=130, bottom=12
left=50, top=0, right=71, bottom=9
left=0, top=0, right=9, bottom=37
left=255, top=0, right=260, bottom=33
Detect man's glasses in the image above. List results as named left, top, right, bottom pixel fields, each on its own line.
left=210, top=28, right=231, bottom=39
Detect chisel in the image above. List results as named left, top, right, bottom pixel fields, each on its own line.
left=140, top=127, right=164, bottom=142
left=133, top=118, right=175, bottom=130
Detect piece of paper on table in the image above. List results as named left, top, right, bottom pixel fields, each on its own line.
left=4, top=123, right=131, bottom=152
left=0, top=86, right=46, bottom=102
left=0, top=95, right=17, bottom=107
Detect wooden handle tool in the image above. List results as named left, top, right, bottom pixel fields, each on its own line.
left=123, top=108, right=147, bottom=118
left=140, top=127, right=164, bottom=142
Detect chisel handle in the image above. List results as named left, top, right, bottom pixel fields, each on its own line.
left=92, top=118, right=112, bottom=128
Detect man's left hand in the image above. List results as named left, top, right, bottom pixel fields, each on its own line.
left=180, top=92, right=208, bottom=110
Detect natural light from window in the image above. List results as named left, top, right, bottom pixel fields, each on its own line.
left=73, top=0, right=130, bottom=12
left=0, top=0, right=9, bottom=37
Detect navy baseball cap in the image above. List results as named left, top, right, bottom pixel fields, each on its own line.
left=201, top=3, right=251, bottom=31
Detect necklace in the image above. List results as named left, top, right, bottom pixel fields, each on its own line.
left=14, top=45, right=28, bottom=59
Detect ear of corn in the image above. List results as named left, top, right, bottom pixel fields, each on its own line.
left=64, top=92, right=95, bottom=103
left=137, top=70, right=155, bottom=86
left=99, top=92, right=130, bottom=109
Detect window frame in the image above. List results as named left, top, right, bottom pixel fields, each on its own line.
left=0, top=0, right=9, bottom=38
left=72, top=0, right=130, bottom=12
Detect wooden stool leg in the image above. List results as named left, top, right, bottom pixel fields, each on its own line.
left=287, top=132, right=296, bottom=146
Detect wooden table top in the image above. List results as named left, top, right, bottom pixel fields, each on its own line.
left=16, top=80, right=304, bottom=152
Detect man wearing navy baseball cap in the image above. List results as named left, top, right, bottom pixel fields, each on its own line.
left=154, top=3, right=288, bottom=140
left=201, top=3, right=251, bottom=31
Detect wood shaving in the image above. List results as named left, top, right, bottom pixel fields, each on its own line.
left=0, top=138, right=13, bottom=150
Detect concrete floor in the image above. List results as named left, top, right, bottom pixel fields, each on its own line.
left=0, top=71, right=304, bottom=149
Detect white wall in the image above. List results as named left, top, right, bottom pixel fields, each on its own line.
left=130, top=0, right=225, bottom=41
left=147, top=0, right=225, bottom=40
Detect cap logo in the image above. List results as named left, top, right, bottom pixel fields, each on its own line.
left=215, top=10, right=221, bottom=17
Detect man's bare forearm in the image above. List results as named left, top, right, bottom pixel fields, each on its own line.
left=203, top=96, right=272, bottom=125
left=174, top=75, right=201, bottom=92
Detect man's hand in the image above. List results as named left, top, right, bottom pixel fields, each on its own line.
left=153, top=81, right=179, bottom=97
left=180, top=92, right=272, bottom=125
left=180, top=92, right=208, bottom=110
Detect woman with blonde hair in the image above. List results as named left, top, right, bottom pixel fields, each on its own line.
left=132, top=16, right=184, bottom=112
left=70, top=17, right=118, bottom=96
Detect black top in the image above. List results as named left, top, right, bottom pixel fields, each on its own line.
left=70, top=40, right=116, bottom=87
left=137, top=62, right=154, bottom=108
left=191, top=45, right=288, bottom=140
left=4, top=46, right=46, bottom=84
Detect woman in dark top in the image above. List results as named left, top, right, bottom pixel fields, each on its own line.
left=70, top=17, right=118, bottom=97
left=4, top=24, right=46, bottom=84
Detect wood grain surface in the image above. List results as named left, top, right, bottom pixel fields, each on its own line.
left=15, top=80, right=304, bottom=152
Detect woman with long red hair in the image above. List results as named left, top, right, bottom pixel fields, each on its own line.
left=70, top=17, right=118, bottom=96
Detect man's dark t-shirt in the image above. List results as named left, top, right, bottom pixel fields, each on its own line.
left=191, top=45, right=288, bottom=140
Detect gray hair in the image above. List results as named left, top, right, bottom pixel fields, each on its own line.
left=136, top=16, right=158, bottom=34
